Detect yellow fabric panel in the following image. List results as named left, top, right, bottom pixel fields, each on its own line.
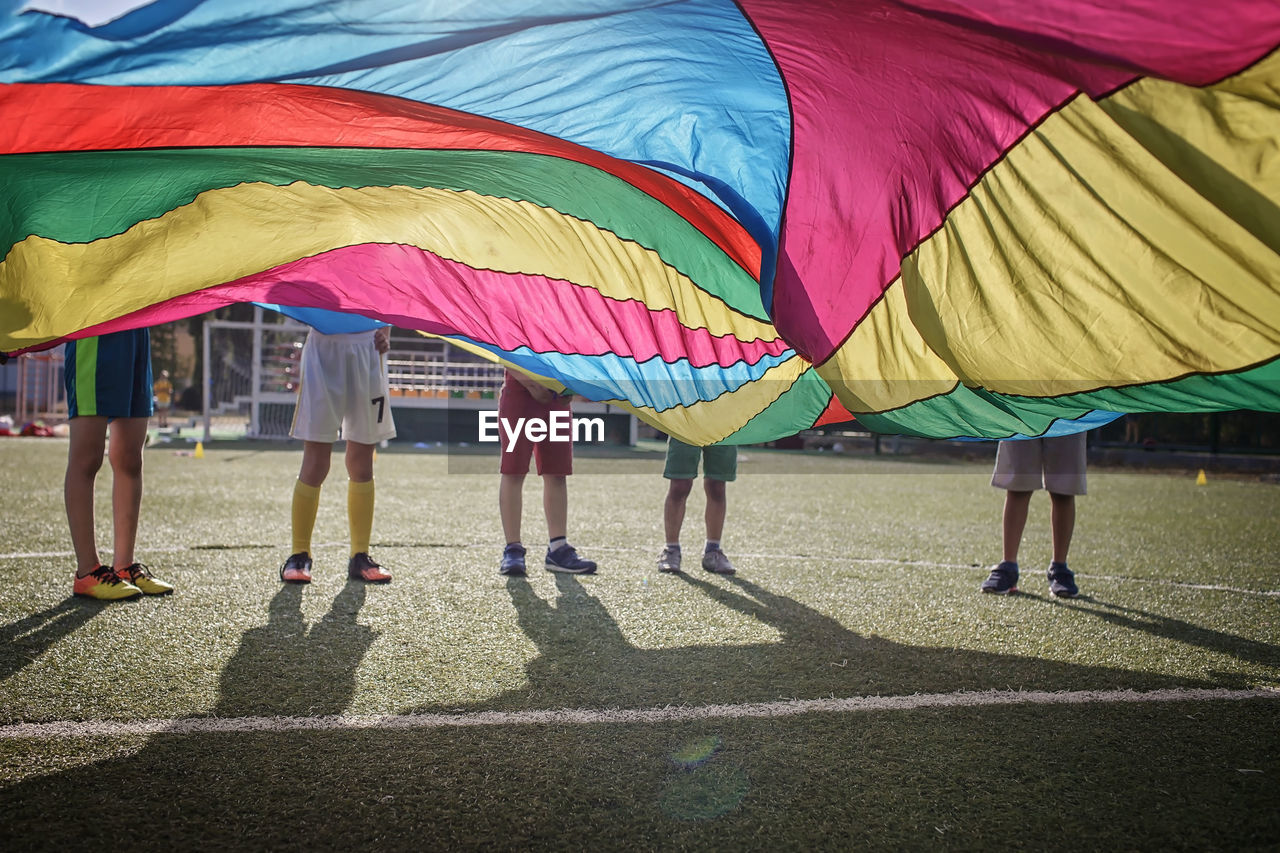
left=0, top=182, right=779, bottom=352
left=1101, top=50, right=1280, bottom=254
left=913, top=93, right=1280, bottom=397
left=815, top=281, right=957, bottom=413
left=820, top=56, right=1280, bottom=407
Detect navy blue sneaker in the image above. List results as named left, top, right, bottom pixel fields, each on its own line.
left=499, top=544, right=527, bottom=576
left=545, top=543, right=597, bottom=574
left=1047, top=562, right=1079, bottom=598
left=980, top=561, right=1019, bottom=595
left=701, top=547, right=735, bottom=575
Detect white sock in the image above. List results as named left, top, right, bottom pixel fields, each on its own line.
left=705, top=540, right=720, bottom=553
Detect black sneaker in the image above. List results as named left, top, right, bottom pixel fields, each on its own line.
left=545, top=543, right=597, bottom=574
left=1047, top=563, right=1079, bottom=598
left=499, top=544, right=527, bottom=576
left=980, top=561, right=1019, bottom=594
left=280, top=552, right=313, bottom=584
left=348, top=552, right=392, bottom=583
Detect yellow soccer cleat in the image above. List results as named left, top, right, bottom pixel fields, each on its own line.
left=73, top=565, right=142, bottom=601
left=115, top=563, right=175, bottom=596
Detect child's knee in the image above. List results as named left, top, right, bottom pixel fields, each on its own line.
left=344, top=447, right=375, bottom=481
left=109, top=448, right=144, bottom=479
left=68, top=450, right=104, bottom=478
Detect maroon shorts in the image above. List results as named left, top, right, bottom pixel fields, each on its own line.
left=498, top=373, right=573, bottom=476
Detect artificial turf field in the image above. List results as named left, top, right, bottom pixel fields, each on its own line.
left=0, top=437, right=1277, bottom=851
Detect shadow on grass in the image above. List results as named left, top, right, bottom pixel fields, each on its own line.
left=0, top=597, right=106, bottom=682
left=1048, top=596, right=1280, bottom=671
left=214, top=579, right=376, bottom=717
left=424, top=570, right=1243, bottom=717
left=2, top=575, right=1277, bottom=851
left=0, top=579, right=384, bottom=850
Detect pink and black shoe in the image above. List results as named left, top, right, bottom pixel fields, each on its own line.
left=280, top=552, right=313, bottom=584
left=348, top=552, right=391, bottom=583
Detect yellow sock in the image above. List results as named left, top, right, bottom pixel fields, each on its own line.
left=348, top=478, right=375, bottom=557
left=291, top=480, right=321, bottom=556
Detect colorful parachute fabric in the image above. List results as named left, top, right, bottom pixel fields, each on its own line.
left=1, top=0, right=1278, bottom=443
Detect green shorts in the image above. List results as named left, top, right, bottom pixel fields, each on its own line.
left=664, top=438, right=737, bottom=482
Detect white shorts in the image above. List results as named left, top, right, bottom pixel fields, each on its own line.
left=991, top=433, right=1087, bottom=495
left=290, top=330, right=396, bottom=445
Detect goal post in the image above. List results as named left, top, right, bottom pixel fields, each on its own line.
left=203, top=307, right=308, bottom=442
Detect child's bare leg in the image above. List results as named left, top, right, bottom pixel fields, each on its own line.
left=542, top=474, right=568, bottom=541
left=297, top=440, right=333, bottom=488
left=65, top=416, right=109, bottom=575
left=664, top=479, right=693, bottom=544
left=107, top=416, right=149, bottom=569
left=500, top=473, right=526, bottom=544
left=1001, top=490, right=1033, bottom=564
left=1049, top=492, right=1076, bottom=564
left=703, top=478, right=727, bottom=544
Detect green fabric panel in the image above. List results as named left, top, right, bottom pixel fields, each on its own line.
left=857, top=358, right=1280, bottom=439
left=720, top=368, right=833, bottom=445
left=74, top=336, right=99, bottom=417
left=0, top=147, right=768, bottom=321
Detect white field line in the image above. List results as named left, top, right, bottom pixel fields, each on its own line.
left=1069, top=574, right=1280, bottom=598
left=3, top=544, right=1278, bottom=597
left=0, top=542, right=457, bottom=561
left=1, top=687, right=1276, bottom=741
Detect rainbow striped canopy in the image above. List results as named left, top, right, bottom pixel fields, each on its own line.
left=2, top=0, right=1278, bottom=443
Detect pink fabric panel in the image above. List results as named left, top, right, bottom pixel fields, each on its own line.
left=55, top=243, right=789, bottom=368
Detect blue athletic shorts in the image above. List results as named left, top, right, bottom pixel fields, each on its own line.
left=65, top=329, right=154, bottom=419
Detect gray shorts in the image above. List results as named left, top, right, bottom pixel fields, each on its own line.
left=991, top=433, right=1087, bottom=495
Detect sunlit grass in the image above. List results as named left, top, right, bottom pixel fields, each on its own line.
left=0, top=438, right=1277, bottom=850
